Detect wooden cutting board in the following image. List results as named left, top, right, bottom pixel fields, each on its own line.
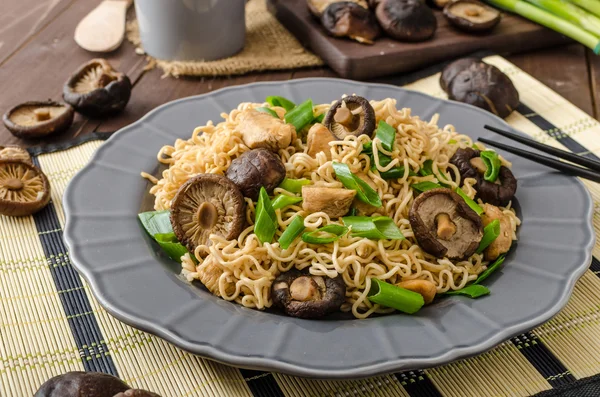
left=267, top=0, right=571, bottom=79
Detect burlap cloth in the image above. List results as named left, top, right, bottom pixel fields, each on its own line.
left=126, top=0, right=323, bottom=77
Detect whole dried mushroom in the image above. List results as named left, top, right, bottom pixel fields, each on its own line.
left=63, top=59, right=131, bottom=117
left=272, top=269, right=346, bottom=318
left=409, top=188, right=483, bottom=259
left=0, top=160, right=50, bottom=216
left=307, top=0, right=369, bottom=17
left=3, top=101, right=74, bottom=139
left=170, top=174, right=245, bottom=251
left=323, top=95, right=376, bottom=139
left=440, top=58, right=519, bottom=119
left=375, top=0, right=437, bottom=42
left=226, top=148, right=286, bottom=200
left=34, top=371, right=161, bottom=397
left=444, top=0, right=501, bottom=33
left=0, top=145, right=32, bottom=164
left=321, top=2, right=381, bottom=44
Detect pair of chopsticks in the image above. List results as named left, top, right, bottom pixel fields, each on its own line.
left=479, top=125, right=600, bottom=183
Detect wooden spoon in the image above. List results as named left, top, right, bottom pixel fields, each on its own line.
left=74, top=0, right=133, bottom=52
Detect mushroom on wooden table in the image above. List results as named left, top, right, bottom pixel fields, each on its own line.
left=0, top=160, right=50, bottom=216
left=3, top=101, right=74, bottom=139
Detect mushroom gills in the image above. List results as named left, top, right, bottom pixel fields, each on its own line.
left=0, top=160, right=51, bottom=216
left=444, top=0, right=501, bottom=32
left=9, top=105, right=69, bottom=127
left=323, top=95, right=376, bottom=139
left=0, top=146, right=32, bottom=164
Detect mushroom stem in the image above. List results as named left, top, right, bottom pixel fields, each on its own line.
left=333, top=107, right=353, bottom=127
left=196, top=201, right=218, bottom=229
left=436, top=213, right=456, bottom=240
left=4, top=178, right=23, bottom=191
left=470, top=157, right=487, bottom=174
left=290, top=276, right=322, bottom=301
left=465, top=6, right=481, bottom=16
left=33, top=109, right=51, bottom=121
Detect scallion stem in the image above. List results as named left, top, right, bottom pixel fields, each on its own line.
left=278, top=215, right=305, bottom=249
left=477, top=219, right=501, bottom=254
left=302, top=224, right=349, bottom=244
left=272, top=195, right=303, bottom=210
left=255, top=107, right=279, bottom=118
left=279, top=178, right=311, bottom=193
left=285, top=99, right=315, bottom=132
left=456, top=187, right=484, bottom=215
left=367, top=278, right=424, bottom=314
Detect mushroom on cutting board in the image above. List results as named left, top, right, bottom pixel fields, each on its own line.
left=226, top=148, right=286, bottom=200
left=409, top=188, right=483, bottom=259
left=170, top=174, right=245, bottom=251
left=63, top=58, right=131, bottom=117
left=481, top=203, right=512, bottom=260
left=3, top=101, right=74, bottom=139
left=306, top=123, right=335, bottom=159
left=444, top=0, right=501, bottom=32
left=237, top=109, right=296, bottom=152
left=307, top=0, right=369, bottom=17
left=323, top=95, right=376, bottom=140
left=375, top=0, right=437, bottom=42
left=302, top=186, right=356, bottom=218
left=271, top=269, right=346, bottom=318
left=0, top=160, right=51, bottom=216
left=321, top=1, right=381, bottom=44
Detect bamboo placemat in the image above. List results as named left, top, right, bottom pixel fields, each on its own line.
left=2, top=55, right=600, bottom=397
left=126, top=0, right=323, bottom=78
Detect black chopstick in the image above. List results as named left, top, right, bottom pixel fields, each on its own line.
left=484, top=125, right=600, bottom=173
left=477, top=137, right=600, bottom=184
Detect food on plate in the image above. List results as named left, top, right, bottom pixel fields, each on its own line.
left=0, top=160, right=50, bottom=216
left=375, top=0, right=438, bottom=41
left=34, top=371, right=161, bottom=397
left=2, top=101, right=74, bottom=139
left=443, top=0, right=501, bottom=32
left=307, top=0, right=369, bottom=17
left=272, top=269, right=346, bottom=317
left=0, top=145, right=32, bottom=164
left=321, top=1, right=382, bottom=43
left=63, top=58, right=132, bottom=117
left=140, top=95, right=520, bottom=319
left=236, top=108, right=296, bottom=151
left=440, top=58, right=519, bottom=118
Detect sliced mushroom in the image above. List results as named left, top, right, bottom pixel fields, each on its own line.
left=444, top=0, right=501, bottom=33
left=450, top=148, right=517, bottom=206
left=323, top=95, right=376, bottom=140
left=409, top=188, right=483, bottom=259
left=237, top=109, right=296, bottom=152
left=353, top=173, right=382, bottom=215
left=3, top=101, right=74, bottom=139
left=321, top=2, right=381, bottom=44
left=306, top=123, right=335, bottom=159
left=170, top=174, right=245, bottom=251
left=302, top=185, right=356, bottom=218
left=0, top=145, right=32, bottom=164
left=272, top=269, right=346, bottom=318
left=226, top=148, right=286, bottom=200
left=34, top=372, right=129, bottom=397
left=481, top=203, right=512, bottom=260
left=308, top=0, right=368, bottom=17
left=375, top=0, right=437, bottom=42
left=439, top=57, right=480, bottom=92
left=0, top=160, right=50, bottom=216
left=397, top=279, right=437, bottom=304
left=63, top=59, right=132, bottom=117
left=441, top=59, right=519, bottom=119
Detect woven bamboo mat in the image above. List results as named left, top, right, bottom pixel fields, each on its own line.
left=2, top=55, right=600, bottom=397
left=126, top=0, right=323, bottom=78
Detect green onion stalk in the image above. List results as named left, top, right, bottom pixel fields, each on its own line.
left=485, top=0, right=600, bottom=53
left=568, top=0, right=600, bottom=19
left=526, top=0, right=600, bottom=37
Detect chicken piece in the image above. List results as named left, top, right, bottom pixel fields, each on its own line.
left=302, top=186, right=356, bottom=218
left=481, top=203, right=512, bottom=261
left=237, top=109, right=296, bottom=152
left=353, top=173, right=382, bottom=216
left=306, top=123, right=335, bottom=159
left=197, top=261, right=235, bottom=297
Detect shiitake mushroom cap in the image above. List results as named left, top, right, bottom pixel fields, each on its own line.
left=321, top=1, right=381, bottom=44
left=0, top=160, right=51, bottom=216
left=443, top=0, right=501, bottom=33
left=3, top=101, right=74, bottom=139
left=323, top=95, right=376, bottom=139
left=375, top=0, right=437, bottom=42
left=307, top=0, right=369, bottom=18
left=34, top=371, right=129, bottom=397
left=63, top=58, right=131, bottom=117
left=440, top=57, right=480, bottom=92
left=226, top=148, right=286, bottom=200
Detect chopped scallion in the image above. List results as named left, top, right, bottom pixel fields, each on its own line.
left=443, top=284, right=490, bottom=298
left=284, top=99, right=315, bottom=132
left=255, top=107, right=279, bottom=118
left=419, top=160, right=434, bottom=177
left=480, top=150, right=501, bottom=182
left=278, top=216, right=305, bottom=249
left=411, top=181, right=443, bottom=193
left=302, top=224, right=349, bottom=244
left=342, top=216, right=404, bottom=240
left=272, top=195, right=303, bottom=210
left=455, top=187, right=484, bottom=215
left=333, top=162, right=382, bottom=207
left=367, top=278, right=424, bottom=314
left=138, top=210, right=172, bottom=236
left=314, top=113, right=325, bottom=123
left=154, top=233, right=190, bottom=262
left=475, top=254, right=506, bottom=284
left=477, top=220, right=501, bottom=254
left=254, top=187, right=278, bottom=244
left=266, top=96, right=296, bottom=111
left=279, top=178, right=311, bottom=193
left=375, top=120, right=396, bottom=152
left=379, top=166, right=418, bottom=180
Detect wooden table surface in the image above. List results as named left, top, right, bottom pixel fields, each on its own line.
left=2, top=0, right=600, bottom=148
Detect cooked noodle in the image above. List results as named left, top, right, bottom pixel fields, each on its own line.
left=145, top=98, right=520, bottom=319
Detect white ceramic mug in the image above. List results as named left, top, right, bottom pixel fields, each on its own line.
left=134, top=0, right=246, bottom=61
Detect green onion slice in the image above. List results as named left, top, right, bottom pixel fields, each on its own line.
left=367, top=278, right=424, bottom=314
left=419, top=160, right=434, bottom=176
left=411, top=181, right=443, bottom=193
left=266, top=96, right=296, bottom=111
left=342, top=216, right=404, bottom=240
left=379, top=166, right=418, bottom=180
left=332, top=162, right=382, bottom=207
left=278, top=215, right=305, bottom=249
left=255, top=107, right=279, bottom=118
left=480, top=150, right=501, bottom=182
left=302, top=224, right=349, bottom=244
left=138, top=210, right=173, bottom=236
left=477, top=220, right=500, bottom=254
left=279, top=178, right=311, bottom=193
left=271, top=195, right=303, bottom=210
left=154, top=233, right=190, bottom=262
left=475, top=254, right=506, bottom=284
left=375, top=120, right=396, bottom=152
left=285, top=99, right=315, bottom=132
left=448, top=139, right=458, bottom=144
left=254, top=187, right=278, bottom=244
left=455, top=187, right=484, bottom=215
left=314, top=113, right=325, bottom=123
left=443, top=284, right=490, bottom=298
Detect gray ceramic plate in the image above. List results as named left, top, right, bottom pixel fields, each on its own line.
left=64, top=79, right=594, bottom=379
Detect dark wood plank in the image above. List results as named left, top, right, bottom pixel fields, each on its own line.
left=268, top=0, right=570, bottom=79
left=0, top=0, right=75, bottom=65
left=507, top=44, right=594, bottom=117
left=0, top=0, right=144, bottom=147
